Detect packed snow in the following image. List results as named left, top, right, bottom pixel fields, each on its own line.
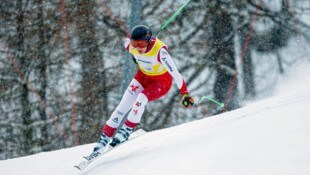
left=0, top=62, right=310, bottom=175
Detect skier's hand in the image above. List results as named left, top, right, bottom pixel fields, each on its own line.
left=181, top=94, right=194, bottom=108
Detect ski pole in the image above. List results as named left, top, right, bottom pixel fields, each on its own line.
left=199, top=96, right=224, bottom=108
left=155, top=0, right=191, bottom=37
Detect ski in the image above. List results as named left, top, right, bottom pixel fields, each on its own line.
left=74, top=150, right=103, bottom=171
left=74, top=129, right=146, bottom=171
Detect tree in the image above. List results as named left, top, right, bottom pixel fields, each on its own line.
left=211, top=4, right=239, bottom=112
left=75, top=0, right=104, bottom=144
left=36, top=0, right=49, bottom=150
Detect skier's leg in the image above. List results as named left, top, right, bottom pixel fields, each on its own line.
left=104, top=78, right=144, bottom=134
left=110, top=93, right=148, bottom=146
left=94, top=78, right=144, bottom=151
left=111, top=78, right=172, bottom=146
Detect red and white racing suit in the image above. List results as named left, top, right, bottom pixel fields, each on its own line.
left=102, top=37, right=189, bottom=136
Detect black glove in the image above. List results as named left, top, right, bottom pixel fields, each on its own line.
left=181, top=94, right=194, bottom=108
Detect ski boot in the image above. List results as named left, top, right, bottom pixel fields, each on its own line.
left=110, top=125, right=134, bottom=147
left=93, top=133, right=111, bottom=153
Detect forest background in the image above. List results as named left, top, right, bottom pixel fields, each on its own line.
left=0, top=0, right=309, bottom=159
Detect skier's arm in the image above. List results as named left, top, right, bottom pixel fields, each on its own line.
left=159, top=48, right=188, bottom=94
left=124, top=37, right=138, bottom=64
left=124, top=37, right=130, bottom=51
left=159, top=48, right=194, bottom=108
left=159, top=49, right=187, bottom=93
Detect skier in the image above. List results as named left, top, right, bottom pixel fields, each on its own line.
left=94, top=25, right=194, bottom=152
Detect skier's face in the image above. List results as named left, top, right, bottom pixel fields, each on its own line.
left=131, top=40, right=148, bottom=54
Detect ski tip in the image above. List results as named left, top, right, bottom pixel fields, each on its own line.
left=74, top=165, right=82, bottom=170
left=74, top=161, right=89, bottom=171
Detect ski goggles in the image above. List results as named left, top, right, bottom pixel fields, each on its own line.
left=131, top=40, right=149, bottom=48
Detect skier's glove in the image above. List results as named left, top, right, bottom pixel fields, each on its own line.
left=181, top=94, right=194, bottom=108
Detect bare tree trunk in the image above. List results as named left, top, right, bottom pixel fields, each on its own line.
left=37, top=0, right=49, bottom=150
left=76, top=0, right=104, bottom=144
left=211, top=5, right=239, bottom=112
left=120, top=0, right=141, bottom=95
left=241, top=24, right=256, bottom=99
left=16, top=0, right=33, bottom=155
left=276, top=51, right=284, bottom=74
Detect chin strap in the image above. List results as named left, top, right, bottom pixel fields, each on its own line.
left=132, top=55, right=138, bottom=64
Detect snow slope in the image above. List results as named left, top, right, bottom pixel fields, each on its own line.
left=1, top=63, right=310, bottom=175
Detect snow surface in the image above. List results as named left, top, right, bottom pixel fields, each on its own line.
left=1, top=62, right=310, bottom=175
